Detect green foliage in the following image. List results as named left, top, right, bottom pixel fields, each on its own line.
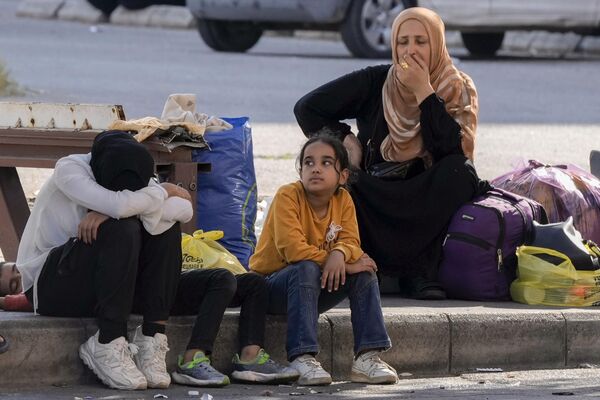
left=0, top=60, right=24, bottom=96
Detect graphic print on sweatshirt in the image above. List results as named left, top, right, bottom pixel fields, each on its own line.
left=319, top=222, right=343, bottom=251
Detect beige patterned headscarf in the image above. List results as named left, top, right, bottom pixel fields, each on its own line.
left=381, top=7, right=478, bottom=163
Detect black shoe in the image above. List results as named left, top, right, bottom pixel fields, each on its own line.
left=401, top=277, right=446, bottom=300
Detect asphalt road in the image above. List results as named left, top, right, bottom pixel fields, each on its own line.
left=1, top=1, right=599, bottom=124
left=2, top=368, right=600, bottom=399
left=0, top=0, right=599, bottom=198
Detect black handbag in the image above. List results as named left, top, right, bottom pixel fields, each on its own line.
left=367, top=158, right=424, bottom=180
left=528, top=217, right=600, bottom=271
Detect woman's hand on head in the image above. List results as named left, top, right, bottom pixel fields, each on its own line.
left=321, top=250, right=346, bottom=292
left=161, top=182, right=192, bottom=202
left=78, top=211, right=109, bottom=244
left=343, top=134, right=362, bottom=169
left=397, top=53, right=434, bottom=103
left=346, top=253, right=378, bottom=275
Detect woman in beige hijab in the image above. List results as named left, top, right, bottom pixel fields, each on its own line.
left=294, top=7, right=488, bottom=300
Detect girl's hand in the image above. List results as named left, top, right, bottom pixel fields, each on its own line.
left=396, top=53, right=434, bottom=104
left=346, top=253, right=378, bottom=275
left=78, top=211, right=109, bottom=244
left=321, top=250, right=346, bottom=292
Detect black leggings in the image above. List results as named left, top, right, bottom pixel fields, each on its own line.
left=32, top=218, right=182, bottom=342
left=170, top=269, right=267, bottom=354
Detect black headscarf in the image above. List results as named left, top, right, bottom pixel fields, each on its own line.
left=90, top=130, right=154, bottom=191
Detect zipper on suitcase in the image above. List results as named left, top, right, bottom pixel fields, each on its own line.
left=473, top=201, right=505, bottom=271
left=443, top=232, right=493, bottom=250
left=497, top=248, right=503, bottom=271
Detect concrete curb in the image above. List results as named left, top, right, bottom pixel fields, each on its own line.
left=13, top=0, right=600, bottom=56
left=57, top=0, right=106, bottom=24
left=16, top=0, right=64, bottom=19
left=328, top=312, right=450, bottom=379
left=449, top=312, right=565, bottom=372
left=3, top=301, right=600, bottom=387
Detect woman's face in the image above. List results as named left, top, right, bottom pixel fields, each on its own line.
left=395, top=19, right=431, bottom=70
left=0, top=262, right=22, bottom=296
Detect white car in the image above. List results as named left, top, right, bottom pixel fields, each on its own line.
left=186, top=0, right=600, bottom=58
left=425, top=0, right=600, bottom=56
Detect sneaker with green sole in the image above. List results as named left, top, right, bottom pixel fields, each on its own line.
left=171, top=351, right=230, bottom=387
left=231, top=348, right=300, bottom=384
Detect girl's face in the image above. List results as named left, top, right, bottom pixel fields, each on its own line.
left=396, top=19, right=431, bottom=70
left=300, top=141, right=348, bottom=196
left=0, top=262, right=22, bottom=296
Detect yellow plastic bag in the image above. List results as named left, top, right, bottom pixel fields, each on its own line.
left=511, top=245, right=600, bottom=306
left=181, top=230, right=247, bottom=275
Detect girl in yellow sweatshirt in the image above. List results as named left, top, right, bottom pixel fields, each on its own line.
left=250, top=135, right=397, bottom=386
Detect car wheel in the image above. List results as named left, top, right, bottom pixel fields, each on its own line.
left=87, top=0, right=119, bottom=15
left=197, top=19, right=263, bottom=53
left=461, top=32, right=505, bottom=57
left=341, top=0, right=416, bottom=59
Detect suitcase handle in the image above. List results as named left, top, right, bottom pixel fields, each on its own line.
left=486, top=188, right=522, bottom=202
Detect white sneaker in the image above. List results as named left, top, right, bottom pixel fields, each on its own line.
left=351, top=350, right=398, bottom=384
left=289, top=354, right=332, bottom=386
left=130, top=326, right=171, bottom=389
left=79, top=331, right=147, bottom=390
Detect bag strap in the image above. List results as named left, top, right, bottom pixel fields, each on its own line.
left=486, top=188, right=522, bottom=202
left=486, top=188, right=548, bottom=224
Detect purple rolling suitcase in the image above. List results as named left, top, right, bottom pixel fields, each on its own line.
left=438, top=188, right=547, bottom=301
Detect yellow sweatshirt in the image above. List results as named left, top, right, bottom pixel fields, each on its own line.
left=250, top=181, right=363, bottom=275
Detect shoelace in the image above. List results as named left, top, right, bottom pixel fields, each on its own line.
left=154, top=337, right=169, bottom=356
left=299, top=357, right=323, bottom=372
left=186, top=354, right=211, bottom=369
left=143, top=338, right=169, bottom=371
left=264, top=357, right=290, bottom=372
left=360, top=352, right=395, bottom=375
left=126, top=343, right=139, bottom=362
left=111, top=342, right=139, bottom=370
left=194, top=361, right=223, bottom=378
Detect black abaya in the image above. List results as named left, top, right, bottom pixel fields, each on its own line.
left=295, top=64, right=488, bottom=280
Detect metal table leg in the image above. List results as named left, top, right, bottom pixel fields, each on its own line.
left=0, top=167, right=31, bottom=261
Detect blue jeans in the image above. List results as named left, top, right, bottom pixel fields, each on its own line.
left=266, top=260, right=391, bottom=360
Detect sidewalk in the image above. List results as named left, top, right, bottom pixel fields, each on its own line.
left=1, top=296, right=599, bottom=387
left=13, top=0, right=600, bottom=57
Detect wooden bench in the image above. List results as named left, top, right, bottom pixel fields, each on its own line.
left=0, top=103, right=209, bottom=261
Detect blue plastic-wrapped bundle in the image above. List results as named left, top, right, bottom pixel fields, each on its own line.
left=192, top=117, right=257, bottom=268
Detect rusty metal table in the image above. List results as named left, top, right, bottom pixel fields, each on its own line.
left=0, top=128, right=209, bottom=261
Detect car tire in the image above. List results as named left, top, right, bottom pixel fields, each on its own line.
left=119, top=0, right=185, bottom=9
left=197, top=19, right=263, bottom=53
left=87, top=0, right=119, bottom=16
left=341, top=0, right=416, bottom=59
left=461, top=32, right=505, bottom=57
